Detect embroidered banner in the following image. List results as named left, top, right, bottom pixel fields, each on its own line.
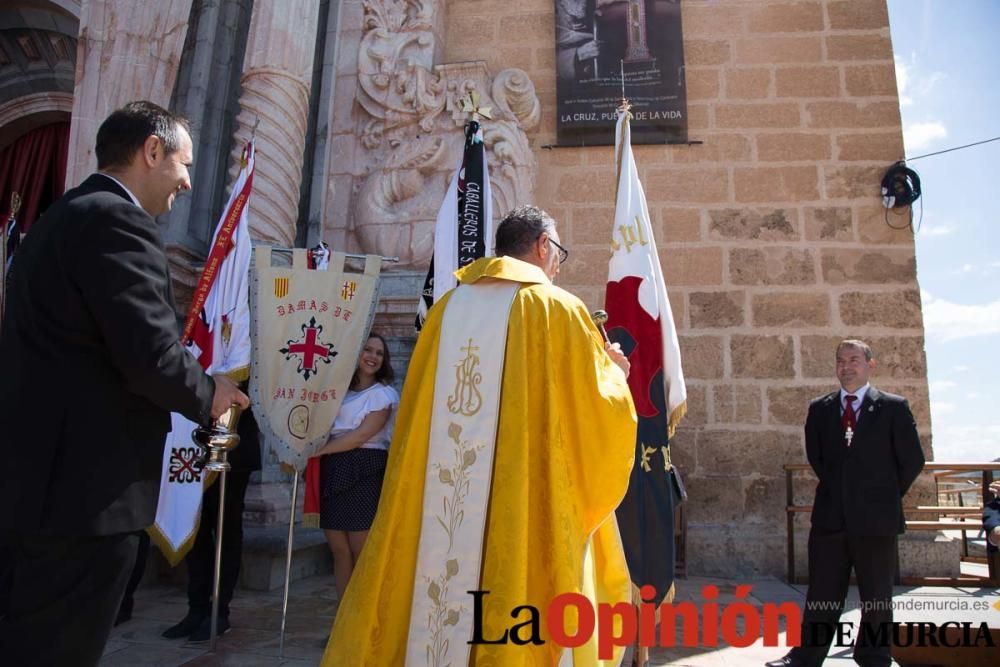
left=251, top=247, right=381, bottom=472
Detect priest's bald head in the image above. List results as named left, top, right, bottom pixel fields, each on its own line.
left=495, top=205, right=568, bottom=280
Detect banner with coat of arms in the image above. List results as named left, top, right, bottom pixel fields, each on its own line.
left=250, top=246, right=381, bottom=472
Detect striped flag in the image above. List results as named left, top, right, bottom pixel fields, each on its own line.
left=416, top=118, right=492, bottom=330
left=150, top=140, right=255, bottom=564
left=605, top=107, right=687, bottom=605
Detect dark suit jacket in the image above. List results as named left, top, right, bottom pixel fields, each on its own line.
left=984, top=498, right=1000, bottom=553
left=0, top=174, right=215, bottom=538
left=805, top=387, right=924, bottom=536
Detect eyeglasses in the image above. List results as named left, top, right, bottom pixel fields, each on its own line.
left=547, top=237, right=569, bottom=264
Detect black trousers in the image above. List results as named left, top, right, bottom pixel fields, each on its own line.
left=119, top=530, right=151, bottom=615
left=185, top=468, right=251, bottom=618
left=790, top=528, right=896, bottom=667
left=0, top=531, right=139, bottom=667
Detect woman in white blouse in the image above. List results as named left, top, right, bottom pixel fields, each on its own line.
left=312, top=333, right=399, bottom=598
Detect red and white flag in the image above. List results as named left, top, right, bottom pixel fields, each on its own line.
left=605, top=108, right=686, bottom=604
left=605, top=109, right=686, bottom=431
left=150, top=141, right=254, bottom=564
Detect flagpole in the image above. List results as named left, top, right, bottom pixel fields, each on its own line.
left=278, top=471, right=300, bottom=657
left=209, top=465, right=228, bottom=651
left=266, top=246, right=399, bottom=263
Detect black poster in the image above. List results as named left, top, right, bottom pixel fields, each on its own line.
left=555, top=0, right=688, bottom=145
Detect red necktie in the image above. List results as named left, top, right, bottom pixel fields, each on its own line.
left=842, top=394, right=857, bottom=430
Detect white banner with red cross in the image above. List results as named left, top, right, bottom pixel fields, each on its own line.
left=250, top=246, right=381, bottom=472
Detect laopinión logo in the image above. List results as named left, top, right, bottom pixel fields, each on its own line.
left=468, top=585, right=997, bottom=659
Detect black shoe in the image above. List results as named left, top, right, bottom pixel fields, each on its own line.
left=765, top=656, right=800, bottom=667
left=189, top=614, right=230, bottom=642
left=161, top=611, right=207, bottom=639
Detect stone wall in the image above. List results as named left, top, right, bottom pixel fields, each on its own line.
left=439, top=0, right=932, bottom=577
left=64, top=0, right=194, bottom=186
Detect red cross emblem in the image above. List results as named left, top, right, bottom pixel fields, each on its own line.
left=280, top=317, right=337, bottom=380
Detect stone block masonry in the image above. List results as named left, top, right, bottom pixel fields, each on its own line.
left=440, top=0, right=931, bottom=578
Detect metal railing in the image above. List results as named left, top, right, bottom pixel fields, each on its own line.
left=783, top=462, right=1000, bottom=586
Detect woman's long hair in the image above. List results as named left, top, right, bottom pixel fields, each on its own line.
left=349, top=332, right=394, bottom=389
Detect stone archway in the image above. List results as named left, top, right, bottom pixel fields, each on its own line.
left=0, top=0, right=79, bottom=148
left=0, top=91, right=73, bottom=151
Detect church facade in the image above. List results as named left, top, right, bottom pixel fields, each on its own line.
left=0, top=0, right=935, bottom=579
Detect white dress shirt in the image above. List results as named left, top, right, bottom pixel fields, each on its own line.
left=96, top=172, right=141, bottom=207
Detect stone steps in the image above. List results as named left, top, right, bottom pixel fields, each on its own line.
left=240, top=524, right=333, bottom=591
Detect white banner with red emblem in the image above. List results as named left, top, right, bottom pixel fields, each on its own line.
left=250, top=246, right=381, bottom=472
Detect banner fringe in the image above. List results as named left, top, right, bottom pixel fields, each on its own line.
left=148, top=471, right=217, bottom=567
left=631, top=580, right=676, bottom=626
left=666, top=400, right=687, bottom=440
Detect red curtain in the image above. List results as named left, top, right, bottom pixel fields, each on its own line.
left=0, top=122, right=71, bottom=233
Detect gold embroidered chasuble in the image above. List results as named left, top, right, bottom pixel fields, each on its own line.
left=321, top=256, right=637, bottom=666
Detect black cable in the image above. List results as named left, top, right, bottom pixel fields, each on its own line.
left=884, top=205, right=912, bottom=231
left=903, top=135, right=1000, bottom=162
left=916, top=190, right=924, bottom=232
left=875, top=133, right=1000, bottom=232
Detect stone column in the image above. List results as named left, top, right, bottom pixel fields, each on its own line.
left=226, top=3, right=325, bottom=583
left=227, top=0, right=321, bottom=247
left=65, top=0, right=193, bottom=187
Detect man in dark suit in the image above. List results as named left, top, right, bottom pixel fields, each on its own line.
left=0, top=101, right=249, bottom=666
left=767, top=339, right=925, bottom=667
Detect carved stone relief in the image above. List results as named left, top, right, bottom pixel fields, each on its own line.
left=344, top=0, right=541, bottom=268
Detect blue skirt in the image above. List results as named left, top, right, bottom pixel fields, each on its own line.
left=319, top=448, right=388, bottom=531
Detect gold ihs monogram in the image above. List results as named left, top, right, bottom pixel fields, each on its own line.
left=447, top=338, right=483, bottom=416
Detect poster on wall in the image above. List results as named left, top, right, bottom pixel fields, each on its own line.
left=555, top=0, right=688, bottom=146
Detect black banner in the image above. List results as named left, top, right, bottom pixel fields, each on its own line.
left=555, top=0, right=688, bottom=146
left=416, top=121, right=488, bottom=330
left=457, top=120, right=487, bottom=269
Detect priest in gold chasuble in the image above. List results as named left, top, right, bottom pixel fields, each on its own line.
left=321, top=206, right=637, bottom=666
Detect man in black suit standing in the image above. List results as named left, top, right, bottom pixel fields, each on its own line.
left=0, top=101, right=249, bottom=666
left=767, top=339, right=925, bottom=667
